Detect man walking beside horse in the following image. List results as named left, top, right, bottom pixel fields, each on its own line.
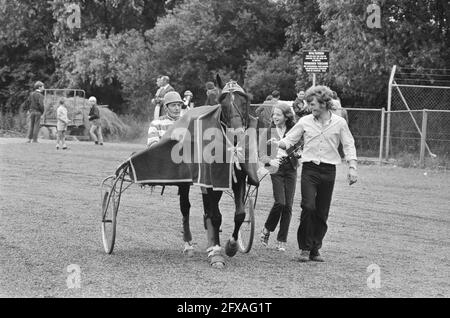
left=271, top=85, right=358, bottom=263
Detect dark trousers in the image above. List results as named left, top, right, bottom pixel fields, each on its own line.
left=297, top=162, right=336, bottom=254
left=264, top=162, right=297, bottom=242
left=27, top=111, right=42, bottom=142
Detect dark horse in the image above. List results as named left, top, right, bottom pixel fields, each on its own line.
left=180, top=74, right=258, bottom=268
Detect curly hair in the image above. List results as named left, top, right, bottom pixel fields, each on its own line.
left=305, top=85, right=334, bottom=110
left=271, top=103, right=296, bottom=130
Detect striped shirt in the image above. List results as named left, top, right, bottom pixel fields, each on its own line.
left=280, top=113, right=357, bottom=165
left=147, top=115, right=177, bottom=147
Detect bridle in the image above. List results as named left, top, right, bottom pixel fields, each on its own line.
left=219, top=81, right=249, bottom=130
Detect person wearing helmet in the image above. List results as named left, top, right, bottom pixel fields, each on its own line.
left=147, top=91, right=183, bottom=147
left=182, top=90, right=194, bottom=116
left=147, top=91, right=194, bottom=255
left=25, top=81, right=45, bottom=143
left=88, top=96, right=104, bottom=145
left=153, top=75, right=175, bottom=120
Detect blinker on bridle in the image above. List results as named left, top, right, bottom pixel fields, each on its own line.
left=219, top=81, right=248, bottom=130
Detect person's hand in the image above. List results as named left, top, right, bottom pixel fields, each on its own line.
left=267, top=138, right=279, bottom=147
left=259, top=155, right=271, bottom=165
left=348, top=167, right=358, bottom=186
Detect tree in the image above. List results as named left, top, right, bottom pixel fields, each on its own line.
left=49, top=0, right=167, bottom=113
left=0, top=0, right=55, bottom=113
left=244, top=51, right=297, bottom=103
left=284, top=0, right=450, bottom=106
left=146, top=0, right=289, bottom=104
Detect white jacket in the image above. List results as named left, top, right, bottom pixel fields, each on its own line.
left=57, top=105, right=69, bottom=124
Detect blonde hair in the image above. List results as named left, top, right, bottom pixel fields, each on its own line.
left=305, top=85, right=334, bottom=110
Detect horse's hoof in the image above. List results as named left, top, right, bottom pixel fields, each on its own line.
left=210, top=255, right=225, bottom=269
left=183, top=248, right=195, bottom=258
left=225, top=239, right=238, bottom=257
left=183, top=242, right=195, bottom=258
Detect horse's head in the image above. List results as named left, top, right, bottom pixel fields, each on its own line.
left=216, top=74, right=250, bottom=130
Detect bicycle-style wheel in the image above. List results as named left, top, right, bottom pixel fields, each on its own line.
left=101, top=176, right=121, bottom=254
left=238, top=197, right=255, bottom=253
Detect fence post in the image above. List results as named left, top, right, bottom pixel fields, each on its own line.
left=385, top=65, right=396, bottom=160
left=419, top=109, right=428, bottom=168
left=379, top=108, right=385, bottom=165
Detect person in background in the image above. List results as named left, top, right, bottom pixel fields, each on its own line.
left=88, top=96, right=103, bottom=146
left=151, top=76, right=163, bottom=116
left=56, top=100, right=69, bottom=150
left=293, top=90, right=311, bottom=120
left=331, top=91, right=342, bottom=110
left=25, top=81, right=45, bottom=143
left=256, top=95, right=275, bottom=129
left=271, top=85, right=358, bottom=263
left=260, top=103, right=300, bottom=252
left=182, top=90, right=194, bottom=116
left=271, top=90, right=280, bottom=104
left=204, top=81, right=220, bottom=106
left=153, top=76, right=175, bottom=120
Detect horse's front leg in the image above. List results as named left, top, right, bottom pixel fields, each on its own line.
left=204, top=189, right=225, bottom=268
left=179, top=184, right=194, bottom=257
left=225, top=169, right=246, bottom=257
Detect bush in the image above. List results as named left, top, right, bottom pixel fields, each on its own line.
left=0, top=112, right=28, bottom=135
left=118, top=114, right=149, bottom=144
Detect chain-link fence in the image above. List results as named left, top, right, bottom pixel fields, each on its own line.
left=250, top=104, right=384, bottom=160
left=387, top=110, right=450, bottom=168
left=387, top=68, right=450, bottom=168
left=345, top=108, right=382, bottom=159
left=250, top=102, right=450, bottom=168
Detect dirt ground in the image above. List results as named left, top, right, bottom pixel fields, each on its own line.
left=0, top=137, right=449, bottom=298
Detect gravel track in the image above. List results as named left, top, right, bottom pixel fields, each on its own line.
left=1, top=138, right=449, bottom=298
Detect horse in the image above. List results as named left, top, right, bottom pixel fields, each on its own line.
left=179, top=74, right=258, bottom=268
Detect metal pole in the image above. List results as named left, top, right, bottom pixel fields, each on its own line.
left=379, top=108, right=385, bottom=165
left=313, top=73, right=316, bottom=87
left=385, top=65, right=397, bottom=160
left=419, top=109, right=428, bottom=167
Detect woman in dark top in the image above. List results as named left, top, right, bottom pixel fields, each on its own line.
left=260, top=103, right=300, bottom=251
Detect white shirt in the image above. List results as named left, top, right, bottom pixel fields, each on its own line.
left=280, top=113, right=357, bottom=165
left=57, top=105, right=69, bottom=124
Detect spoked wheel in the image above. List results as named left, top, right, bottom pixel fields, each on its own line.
left=101, top=175, right=121, bottom=254
left=238, top=197, right=255, bottom=253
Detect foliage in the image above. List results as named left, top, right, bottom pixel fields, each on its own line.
left=244, top=51, right=297, bottom=103
left=1, top=0, right=450, bottom=126
left=284, top=0, right=450, bottom=106
left=0, top=0, right=55, bottom=113
left=145, top=0, right=289, bottom=103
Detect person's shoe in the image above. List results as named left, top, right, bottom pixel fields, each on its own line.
left=31, top=140, right=39, bottom=143
left=277, top=241, right=287, bottom=252
left=26, top=140, right=32, bottom=144
left=260, top=228, right=270, bottom=247
left=297, top=250, right=310, bottom=262
left=309, top=251, right=325, bottom=262
left=56, top=145, right=60, bottom=150
left=99, top=143, right=103, bottom=146
left=62, top=146, right=68, bottom=150
left=95, top=141, right=99, bottom=145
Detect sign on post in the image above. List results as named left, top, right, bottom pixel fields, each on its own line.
left=303, top=50, right=329, bottom=86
